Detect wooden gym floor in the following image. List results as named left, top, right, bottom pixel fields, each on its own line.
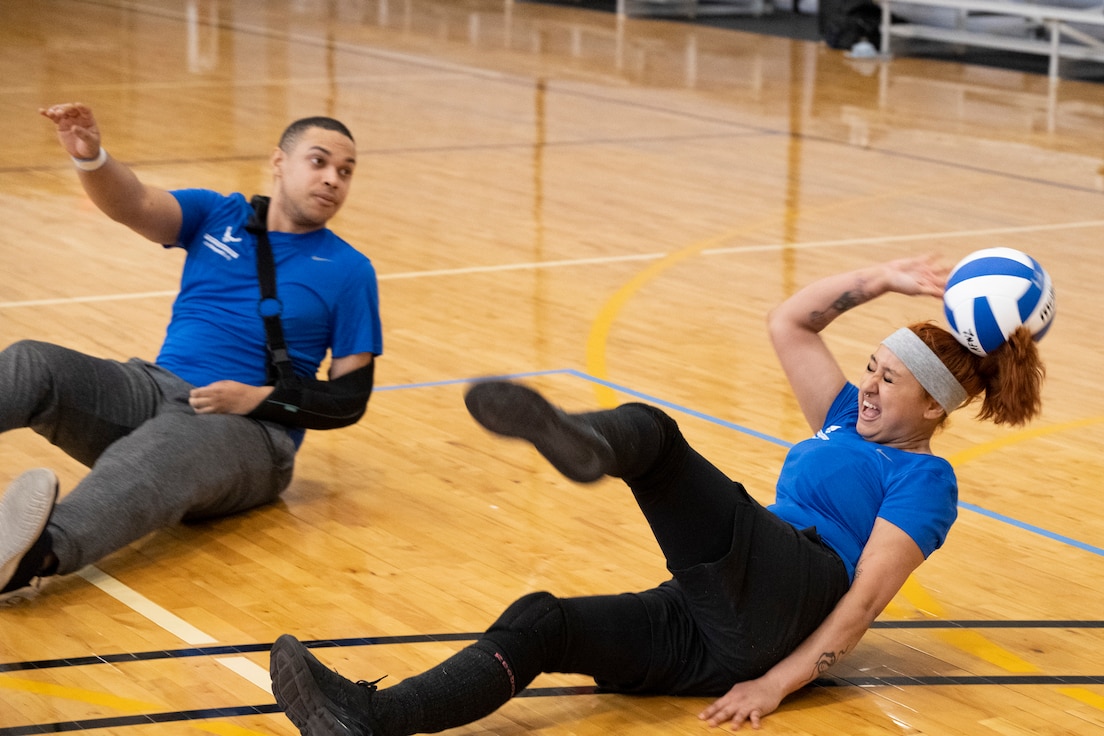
left=1, top=1, right=1103, bottom=734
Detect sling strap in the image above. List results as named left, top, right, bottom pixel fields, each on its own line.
left=245, top=195, right=298, bottom=386
left=242, top=194, right=375, bottom=430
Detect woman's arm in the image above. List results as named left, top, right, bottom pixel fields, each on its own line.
left=767, top=256, right=948, bottom=432
left=699, top=518, right=925, bottom=730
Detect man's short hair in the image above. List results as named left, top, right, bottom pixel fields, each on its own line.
left=278, top=117, right=354, bottom=152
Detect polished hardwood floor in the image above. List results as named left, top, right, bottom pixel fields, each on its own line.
left=1, top=1, right=1103, bottom=734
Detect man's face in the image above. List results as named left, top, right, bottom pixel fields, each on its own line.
left=271, top=127, right=356, bottom=232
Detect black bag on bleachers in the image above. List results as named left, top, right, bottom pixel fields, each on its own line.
left=818, top=0, right=883, bottom=49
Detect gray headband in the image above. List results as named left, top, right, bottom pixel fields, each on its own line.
left=881, top=328, right=967, bottom=414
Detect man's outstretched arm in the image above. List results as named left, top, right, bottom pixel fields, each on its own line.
left=41, top=102, right=182, bottom=245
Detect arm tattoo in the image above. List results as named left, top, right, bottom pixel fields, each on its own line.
left=831, top=290, right=865, bottom=313
left=810, top=650, right=846, bottom=682
left=808, top=284, right=869, bottom=330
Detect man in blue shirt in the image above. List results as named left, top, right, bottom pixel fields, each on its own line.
left=0, top=103, right=382, bottom=603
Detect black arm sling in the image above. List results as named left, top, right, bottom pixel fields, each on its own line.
left=243, top=195, right=374, bottom=430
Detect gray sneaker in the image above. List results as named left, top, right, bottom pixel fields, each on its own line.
left=464, top=381, right=613, bottom=483
left=270, top=634, right=384, bottom=736
left=0, top=468, right=58, bottom=603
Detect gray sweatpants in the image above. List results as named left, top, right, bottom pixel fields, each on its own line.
left=0, top=340, right=297, bottom=574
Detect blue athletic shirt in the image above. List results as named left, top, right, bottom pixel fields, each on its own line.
left=156, top=189, right=383, bottom=442
left=769, top=383, right=958, bottom=581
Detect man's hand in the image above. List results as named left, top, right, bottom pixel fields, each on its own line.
left=39, top=103, right=102, bottom=160
left=190, top=381, right=274, bottom=415
left=698, top=677, right=783, bottom=731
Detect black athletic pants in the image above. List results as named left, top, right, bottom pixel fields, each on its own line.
left=484, top=405, right=850, bottom=697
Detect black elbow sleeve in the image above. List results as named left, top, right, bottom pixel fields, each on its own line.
left=248, top=361, right=375, bottom=430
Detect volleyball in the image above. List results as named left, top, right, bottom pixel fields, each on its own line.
left=942, top=247, right=1055, bottom=357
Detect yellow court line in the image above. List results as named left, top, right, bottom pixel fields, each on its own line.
left=581, top=172, right=999, bottom=402
left=948, top=415, right=1104, bottom=467
left=895, top=418, right=1104, bottom=701
left=0, top=674, right=160, bottom=712
left=0, top=672, right=273, bottom=734
left=194, top=724, right=275, bottom=736
left=1060, top=687, right=1104, bottom=711
left=891, top=577, right=1039, bottom=673
left=585, top=231, right=743, bottom=406
left=939, top=631, right=1040, bottom=673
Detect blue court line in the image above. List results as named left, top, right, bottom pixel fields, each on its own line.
left=376, top=368, right=790, bottom=447
left=379, top=368, right=1104, bottom=558
left=372, top=368, right=571, bottom=393
left=957, top=501, right=1104, bottom=557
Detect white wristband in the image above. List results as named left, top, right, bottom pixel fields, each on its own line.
left=72, top=148, right=108, bottom=171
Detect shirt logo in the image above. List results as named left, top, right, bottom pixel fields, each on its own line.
left=222, top=226, right=242, bottom=243
left=815, top=425, right=842, bottom=441
left=203, top=232, right=240, bottom=260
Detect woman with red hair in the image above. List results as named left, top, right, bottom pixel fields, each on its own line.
left=270, top=255, right=1045, bottom=734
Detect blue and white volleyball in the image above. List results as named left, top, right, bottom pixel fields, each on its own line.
left=943, top=247, right=1056, bottom=357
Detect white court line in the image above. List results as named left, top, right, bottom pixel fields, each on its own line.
left=77, top=567, right=218, bottom=645
left=3, top=219, right=1103, bottom=310
left=77, top=566, right=273, bottom=694
left=0, top=290, right=178, bottom=309
left=217, top=656, right=274, bottom=695
left=701, top=219, right=1104, bottom=256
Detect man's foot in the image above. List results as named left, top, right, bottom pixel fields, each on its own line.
left=464, top=381, right=614, bottom=483
left=0, top=468, right=59, bottom=605
left=270, top=634, right=384, bottom=736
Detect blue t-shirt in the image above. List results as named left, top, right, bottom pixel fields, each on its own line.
left=156, top=190, right=383, bottom=441
left=769, top=383, right=958, bottom=581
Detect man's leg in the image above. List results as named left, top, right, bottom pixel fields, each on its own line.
left=0, top=340, right=161, bottom=464
left=0, top=341, right=166, bottom=599
left=49, top=409, right=295, bottom=574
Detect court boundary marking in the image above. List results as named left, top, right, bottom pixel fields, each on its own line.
left=2, top=219, right=1102, bottom=311
left=2, top=625, right=1103, bottom=736
left=4, top=620, right=1104, bottom=674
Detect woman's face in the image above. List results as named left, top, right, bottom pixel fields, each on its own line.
left=856, top=345, right=943, bottom=452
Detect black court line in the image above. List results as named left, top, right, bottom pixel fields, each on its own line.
left=4, top=621, right=1104, bottom=675
left=3, top=673, right=1103, bottom=735
left=0, top=688, right=604, bottom=736
left=0, top=633, right=481, bottom=674
left=869, top=619, right=1104, bottom=629
left=821, top=674, right=1104, bottom=686
left=2, top=625, right=1102, bottom=734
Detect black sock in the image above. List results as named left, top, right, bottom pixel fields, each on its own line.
left=372, top=642, right=518, bottom=736
left=576, top=403, right=667, bottom=479
left=1, top=530, right=55, bottom=594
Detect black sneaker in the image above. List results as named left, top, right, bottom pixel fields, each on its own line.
left=464, top=381, right=613, bottom=483
left=0, top=468, right=59, bottom=605
left=270, top=634, right=384, bottom=736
